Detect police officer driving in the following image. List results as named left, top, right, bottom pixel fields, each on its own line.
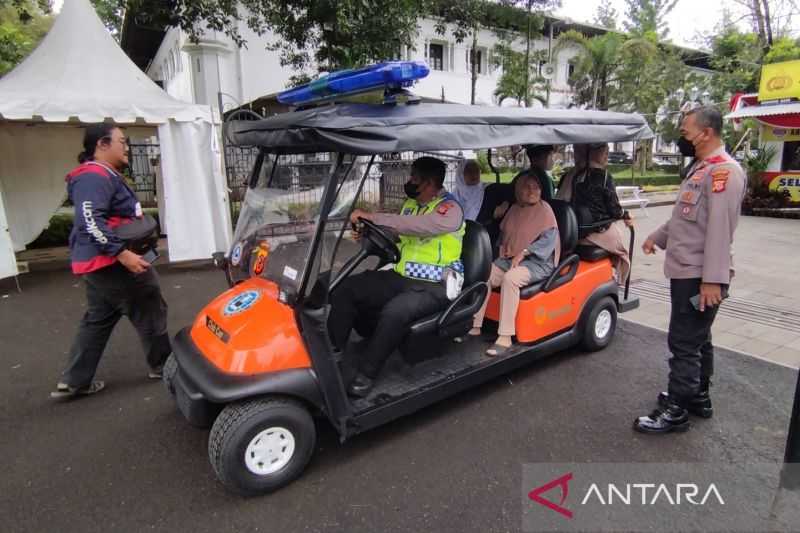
left=634, top=106, right=746, bottom=433
left=328, top=156, right=465, bottom=398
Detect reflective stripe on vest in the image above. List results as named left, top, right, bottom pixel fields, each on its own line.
left=394, top=194, right=465, bottom=282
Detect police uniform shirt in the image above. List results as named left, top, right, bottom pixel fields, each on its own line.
left=648, top=146, right=746, bottom=284
left=370, top=192, right=463, bottom=237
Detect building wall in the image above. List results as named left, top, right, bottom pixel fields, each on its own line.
left=146, top=16, right=582, bottom=110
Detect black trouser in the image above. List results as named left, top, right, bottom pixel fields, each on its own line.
left=667, top=278, right=726, bottom=405
left=328, top=270, right=448, bottom=379
left=61, top=263, right=171, bottom=388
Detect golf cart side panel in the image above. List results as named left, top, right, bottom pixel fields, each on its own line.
left=171, top=328, right=325, bottom=426
left=190, top=278, right=312, bottom=375
left=487, top=259, right=614, bottom=344
left=348, top=326, right=579, bottom=436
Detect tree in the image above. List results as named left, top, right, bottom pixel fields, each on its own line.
left=89, top=0, right=124, bottom=39
left=0, top=0, right=51, bottom=76
left=492, top=42, right=547, bottom=106
left=497, top=0, right=559, bottom=107
left=594, top=0, right=619, bottom=30
left=622, top=0, right=677, bottom=40
left=764, top=36, right=800, bottom=63
left=431, top=0, right=491, bottom=105
left=554, top=29, right=638, bottom=110
left=732, top=0, right=799, bottom=48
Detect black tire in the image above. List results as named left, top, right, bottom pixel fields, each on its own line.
left=581, top=296, right=617, bottom=352
left=162, top=353, right=178, bottom=396
left=208, top=397, right=315, bottom=496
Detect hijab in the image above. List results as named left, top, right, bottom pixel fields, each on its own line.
left=453, top=162, right=485, bottom=221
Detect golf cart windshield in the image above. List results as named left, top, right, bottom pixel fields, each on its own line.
left=227, top=153, right=375, bottom=295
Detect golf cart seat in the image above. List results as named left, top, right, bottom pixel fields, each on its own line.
left=575, top=245, right=611, bottom=262
left=400, top=220, right=492, bottom=363
left=512, top=199, right=580, bottom=300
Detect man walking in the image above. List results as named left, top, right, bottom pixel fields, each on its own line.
left=634, top=106, right=746, bottom=434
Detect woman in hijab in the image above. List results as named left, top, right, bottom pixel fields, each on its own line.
left=556, top=144, right=589, bottom=200
left=468, top=172, right=560, bottom=356
left=557, top=142, right=633, bottom=285
left=452, top=159, right=485, bottom=221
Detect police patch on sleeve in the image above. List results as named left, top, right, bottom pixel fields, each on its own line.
left=436, top=201, right=455, bottom=215
left=711, top=168, right=729, bottom=193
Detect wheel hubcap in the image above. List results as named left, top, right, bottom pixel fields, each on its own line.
left=595, top=309, right=612, bottom=339
left=244, top=426, right=296, bottom=476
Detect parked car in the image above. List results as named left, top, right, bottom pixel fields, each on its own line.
left=608, top=151, right=633, bottom=164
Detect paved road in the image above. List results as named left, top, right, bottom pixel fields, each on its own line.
left=1, top=267, right=797, bottom=532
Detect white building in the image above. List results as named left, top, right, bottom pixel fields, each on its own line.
left=121, top=12, right=713, bottom=153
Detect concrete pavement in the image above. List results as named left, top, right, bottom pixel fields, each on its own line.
left=623, top=204, right=800, bottom=368
left=0, top=266, right=796, bottom=532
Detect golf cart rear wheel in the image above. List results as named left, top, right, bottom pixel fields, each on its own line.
left=581, top=296, right=617, bottom=352
left=208, top=397, right=315, bottom=496
left=162, top=353, right=178, bottom=396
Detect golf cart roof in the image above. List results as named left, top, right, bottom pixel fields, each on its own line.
left=228, top=103, right=654, bottom=155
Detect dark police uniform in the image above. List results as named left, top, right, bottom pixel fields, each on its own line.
left=647, top=146, right=746, bottom=405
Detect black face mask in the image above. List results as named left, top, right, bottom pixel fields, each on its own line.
left=677, top=135, right=696, bottom=158
left=404, top=181, right=420, bottom=198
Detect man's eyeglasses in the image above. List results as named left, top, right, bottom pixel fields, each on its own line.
left=102, top=136, right=129, bottom=148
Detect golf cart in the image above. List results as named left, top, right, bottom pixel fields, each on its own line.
left=163, top=100, right=652, bottom=496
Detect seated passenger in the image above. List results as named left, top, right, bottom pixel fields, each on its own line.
left=557, top=142, right=633, bottom=285
left=452, top=159, right=485, bottom=221
left=469, top=173, right=560, bottom=356
left=518, top=144, right=556, bottom=202
left=556, top=143, right=589, bottom=199
left=328, top=157, right=465, bottom=398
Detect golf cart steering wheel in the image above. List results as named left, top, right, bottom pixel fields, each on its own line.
left=358, top=217, right=400, bottom=264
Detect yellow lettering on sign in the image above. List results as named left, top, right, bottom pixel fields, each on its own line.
left=759, top=60, right=800, bottom=101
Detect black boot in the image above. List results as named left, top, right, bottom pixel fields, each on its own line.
left=657, top=379, right=713, bottom=418
left=347, top=373, right=374, bottom=398
left=633, top=401, right=690, bottom=434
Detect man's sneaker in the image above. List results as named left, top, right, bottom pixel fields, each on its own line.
left=147, top=366, right=163, bottom=379
left=633, top=402, right=690, bottom=434
left=50, top=381, right=105, bottom=399
left=657, top=390, right=713, bottom=418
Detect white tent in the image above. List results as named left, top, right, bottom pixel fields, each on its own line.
left=0, top=0, right=232, bottom=280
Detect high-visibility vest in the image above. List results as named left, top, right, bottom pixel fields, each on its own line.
left=394, top=193, right=465, bottom=282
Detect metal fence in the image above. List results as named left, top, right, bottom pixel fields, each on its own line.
left=127, top=142, right=160, bottom=207
left=223, top=148, right=463, bottom=223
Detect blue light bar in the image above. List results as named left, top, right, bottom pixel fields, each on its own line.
left=277, top=61, right=430, bottom=105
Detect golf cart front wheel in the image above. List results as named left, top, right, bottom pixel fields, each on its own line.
left=581, top=296, right=617, bottom=352
left=162, top=353, right=178, bottom=396
left=208, top=397, right=316, bottom=496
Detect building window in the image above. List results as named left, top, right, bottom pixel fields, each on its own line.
left=429, top=43, right=444, bottom=71
left=468, top=48, right=485, bottom=74
left=567, top=62, right=576, bottom=80
left=783, top=141, right=800, bottom=172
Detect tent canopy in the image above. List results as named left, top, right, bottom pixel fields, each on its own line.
left=0, top=0, right=210, bottom=124
left=229, top=103, right=654, bottom=154
left=0, top=0, right=231, bottom=280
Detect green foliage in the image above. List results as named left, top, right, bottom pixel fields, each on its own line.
left=743, top=144, right=778, bottom=192
left=594, top=0, right=618, bottom=30
left=0, top=0, right=51, bottom=76
left=492, top=41, right=547, bottom=106
left=764, top=37, right=800, bottom=64
left=622, top=0, right=677, bottom=40
left=88, top=0, right=124, bottom=39
left=555, top=29, right=626, bottom=110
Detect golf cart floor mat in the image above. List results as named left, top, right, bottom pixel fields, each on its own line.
left=348, top=332, right=531, bottom=412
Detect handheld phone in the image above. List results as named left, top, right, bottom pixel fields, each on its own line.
left=690, top=287, right=729, bottom=310
left=142, top=249, right=160, bottom=264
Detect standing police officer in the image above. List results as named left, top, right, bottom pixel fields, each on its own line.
left=634, top=106, right=746, bottom=434
left=51, top=124, right=171, bottom=399
left=328, top=156, right=465, bottom=398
